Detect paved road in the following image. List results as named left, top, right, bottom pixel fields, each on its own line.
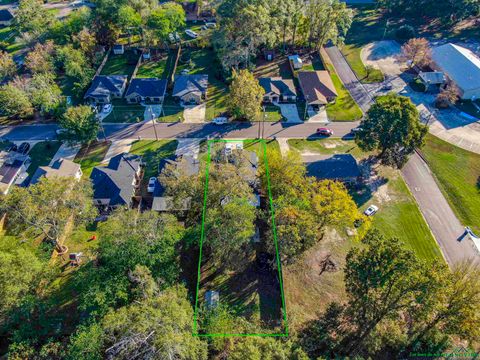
left=402, top=153, right=479, bottom=265
left=0, top=121, right=360, bottom=141
left=324, top=45, right=372, bottom=112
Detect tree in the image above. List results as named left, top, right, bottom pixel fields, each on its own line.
left=100, top=286, right=208, bottom=360
left=118, top=5, right=142, bottom=44
left=146, top=2, right=185, bottom=45
left=25, top=41, right=56, bottom=74
left=66, top=323, right=104, bottom=360
left=14, top=0, right=54, bottom=40
left=29, top=72, right=62, bottom=114
left=401, top=37, right=431, bottom=69
left=59, top=105, right=99, bottom=145
left=355, top=93, right=428, bottom=168
left=227, top=69, right=265, bottom=120
left=0, top=177, right=97, bottom=254
left=0, top=83, right=33, bottom=118
left=57, top=45, right=95, bottom=95
left=435, top=81, right=460, bottom=108
left=229, top=337, right=308, bottom=359
left=0, top=51, right=16, bottom=80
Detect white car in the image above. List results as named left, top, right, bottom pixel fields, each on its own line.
left=205, top=22, right=217, bottom=29
left=364, top=205, right=379, bottom=216
left=102, top=104, right=112, bottom=113
left=147, top=177, right=156, bottom=193
left=168, top=33, right=175, bottom=42
left=185, top=29, right=198, bottom=38
left=212, top=117, right=228, bottom=125
left=174, top=32, right=181, bottom=42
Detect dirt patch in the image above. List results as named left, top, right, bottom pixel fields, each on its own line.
left=300, top=150, right=321, bottom=156
left=361, top=40, right=405, bottom=77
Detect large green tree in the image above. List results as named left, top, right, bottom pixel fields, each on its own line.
left=355, top=93, right=428, bottom=168
left=14, top=0, right=54, bottom=40
left=59, top=105, right=99, bottom=145
left=0, top=83, right=33, bottom=118
left=227, top=69, right=265, bottom=120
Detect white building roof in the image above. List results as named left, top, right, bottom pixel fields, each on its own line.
left=432, top=43, right=480, bottom=93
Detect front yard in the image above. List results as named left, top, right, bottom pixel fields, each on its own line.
left=102, top=99, right=145, bottom=123
left=288, top=139, right=442, bottom=261
left=26, top=141, right=62, bottom=176
left=73, top=140, right=111, bottom=178
left=421, top=134, right=480, bottom=234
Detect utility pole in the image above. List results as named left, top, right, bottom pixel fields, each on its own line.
left=262, top=110, right=267, bottom=139
left=150, top=106, right=159, bottom=141
left=303, top=95, right=309, bottom=121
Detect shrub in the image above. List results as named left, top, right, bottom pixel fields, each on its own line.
left=396, top=25, right=415, bottom=40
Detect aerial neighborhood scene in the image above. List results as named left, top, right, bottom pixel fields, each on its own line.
left=1, top=0, right=480, bottom=358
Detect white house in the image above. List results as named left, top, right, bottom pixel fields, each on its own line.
left=431, top=43, right=480, bottom=100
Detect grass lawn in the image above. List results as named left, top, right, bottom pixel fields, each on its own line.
left=100, top=50, right=139, bottom=77
left=103, top=99, right=145, bottom=123
left=288, top=139, right=442, bottom=261
left=136, top=51, right=176, bottom=79
left=74, top=140, right=111, bottom=178
left=243, top=138, right=280, bottom=160
left=176, top=48, right=229, bottom=120
left=421, top=134, right=480, bottom=234
left=342, top=5, right=387, bottom=84
left=160, top=95, right=184, bottom=122
left=129, top=139, right=178, bottom=180
left=26, top=141, right=62, bottom=176
left=260, top=106, right=284, bottom=122
left=0, top=26, right=25, bottom=55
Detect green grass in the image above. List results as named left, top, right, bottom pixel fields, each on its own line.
left=161, top=95, right=184, bottom=122
left=243, top=138, right=280, bottom=159
left=0, top=26, right=25, bottom=55
left=176, top=48, right=228, bottom=120
left=342, top=5, right=387, bottom=84
left=136, top=53, right=172, bottom=79
left=129, top=140, right=178, bottom=180
left=287, top=139, right=441, bottom=261
left=323, top=60, right=363, bottom=121
left=26, top=141, right=62, bottom=176
left=421, top=134, right=480, bottom=234
left=74, top=140, right=111, bottom=178
left=100, top=50, right=139, bottom=77
left=103, top=99, right=145, bottom=123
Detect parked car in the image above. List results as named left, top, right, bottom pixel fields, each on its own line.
left=6, top=143, right=17, bottom=152
left=212, top=117, right=228, bottom=125
left=185, top=29, right=198, bottom=38
left=351, top=126, right=362, bottom=133
left=55, top=128, right=68, bottom=137
left=17, top=142, right=30, bottom=154
left=168, top=33, right=175, bottom=42
left=174, top=32, right=181, bottom=42
left=364, top=205, right=379, bottom=216
left=316, top=127, right=333, bottom=136
left=181, top=69, right=190, bottom=75
left=382, top=83, right=393, bottom=91
left=205, top=22, right=217, bottom=29
left=147, top=177, right=156, bottom=193
left=102, top=104, right=112, bottom=113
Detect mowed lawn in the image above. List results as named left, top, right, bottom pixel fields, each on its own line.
left=136, top=51, right=176, bottom=79
left=74, top=140, right=111, bottom=177
left=342, top=5, right=386, bottom=83
left=287, top=139, right=441, bottom=261
left=421, top=134, right=480, bottom=234
left=100, top=50, right=139, bottom=77
left=175, top=48, right=229, bottom=120
left=26, top=141, right=62, bottom=176
left=129, top=139, right=178, bottom=180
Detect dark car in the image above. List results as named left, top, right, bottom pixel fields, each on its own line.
left=316, top=127, right=333, bottom=136
left=6, top=143, right=17, bottom=152
left=17, top=142, right=30, bottom=154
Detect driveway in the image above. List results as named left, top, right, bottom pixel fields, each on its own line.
left=183, top=104, right=206, bottom=123
left=144, top=105, right=163, bottom=122
left=175, top=138, right=200, bottom=158
left=402, top=153, right=480, bottom=265
left=274, top=103, right=302, bottom=123
left=102, top=139, right=133, bottom=164
left=49, top=143, right=81, bottom=165
left=307, top=107, right=329, bottom=123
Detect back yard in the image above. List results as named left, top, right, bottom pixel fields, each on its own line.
left=136, top=51, right=176, bottom=79
left=100, top=50, right=139, bottom=77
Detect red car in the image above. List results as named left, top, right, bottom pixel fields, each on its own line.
left=316, top=127, right=333, bottom=136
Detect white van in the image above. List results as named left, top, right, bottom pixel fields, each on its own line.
left=205, top=22, right=217, bottom=29
left=185, top=29, right=198, bottom=38
left=212, top=117, right=228, bottom=125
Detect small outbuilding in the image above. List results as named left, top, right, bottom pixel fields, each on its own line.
left=288, top=54, right=303, bottom=70
left=205, top=290, right=219, bottom=309
left=418, top=71, right=446, bottom=89
left=113, top=44, right=125, bottom=55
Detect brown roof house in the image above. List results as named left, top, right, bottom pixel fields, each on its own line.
left=30, top=158, right=83, bottom=185
left=298, top=71, right=338, bottom=106
left=258, top=77, right=297, bottom=103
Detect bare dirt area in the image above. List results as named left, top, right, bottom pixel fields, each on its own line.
left=361, top=40, right=405, bottom=76
left=283, top=228, right=354, bottom=332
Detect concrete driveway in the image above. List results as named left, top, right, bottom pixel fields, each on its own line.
left=144, top=105, right=163, bottom=122
left=274, top=103, right=302, bottom=123
left=307, top=107, right=329, bottom=123
left=176, top=138, right=200, bottom=158
left=49, top=143, right=81, bottom=165
left=183, top=104, right=206, bottom=123
left=102, top=139, right=133, bottom=164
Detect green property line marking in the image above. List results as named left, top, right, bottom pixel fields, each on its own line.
left=192, top=139, right=289, bottom=337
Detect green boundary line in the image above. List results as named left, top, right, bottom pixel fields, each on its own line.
left=192, top=139, right=289, bottom=337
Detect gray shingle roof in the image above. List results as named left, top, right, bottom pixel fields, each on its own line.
left=0, top=9, right=13, bottom=22
left=84, top=75, right=127, bottom=99
left=259, top=77, right=297, bottom=97
left=30, top=158, right=81, bottom=185
left=90, top=153, right=141, bottom=206
left=172, top=74, right=208, bottom=97
left=125, top=78, right=167, bottom=98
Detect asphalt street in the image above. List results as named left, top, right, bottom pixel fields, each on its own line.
left=0, top=121, right=360, bottom=141
left=402, top=153, right=479, bottom=265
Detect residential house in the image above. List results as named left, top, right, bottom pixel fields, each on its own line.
left=30, top=158, right=82, bottom=185
left=0, top=151, right=30, bottom=195
left=431, top=43, right=480, bottom=100
left=90, top=153, right=143, bottom=208
left=259, top=77, right=297, bottom=103
left=172, top=74, right=208, bottom=104
left=152, top=154, right=199, bottom=212
left=304, top=154, right=360, bottom=185
left=84, top=75, right=128, bottom=104
left=113, top=44, right=125, bottom=55
left=125, top=78, right=167, bottom=104
left=0, top=9, right=14, bottom=27
left=288, top=54, right=303, bottom=70
left=297, top=71, right=338, bottom=108
left=419, top=71, right=446, bottom=89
